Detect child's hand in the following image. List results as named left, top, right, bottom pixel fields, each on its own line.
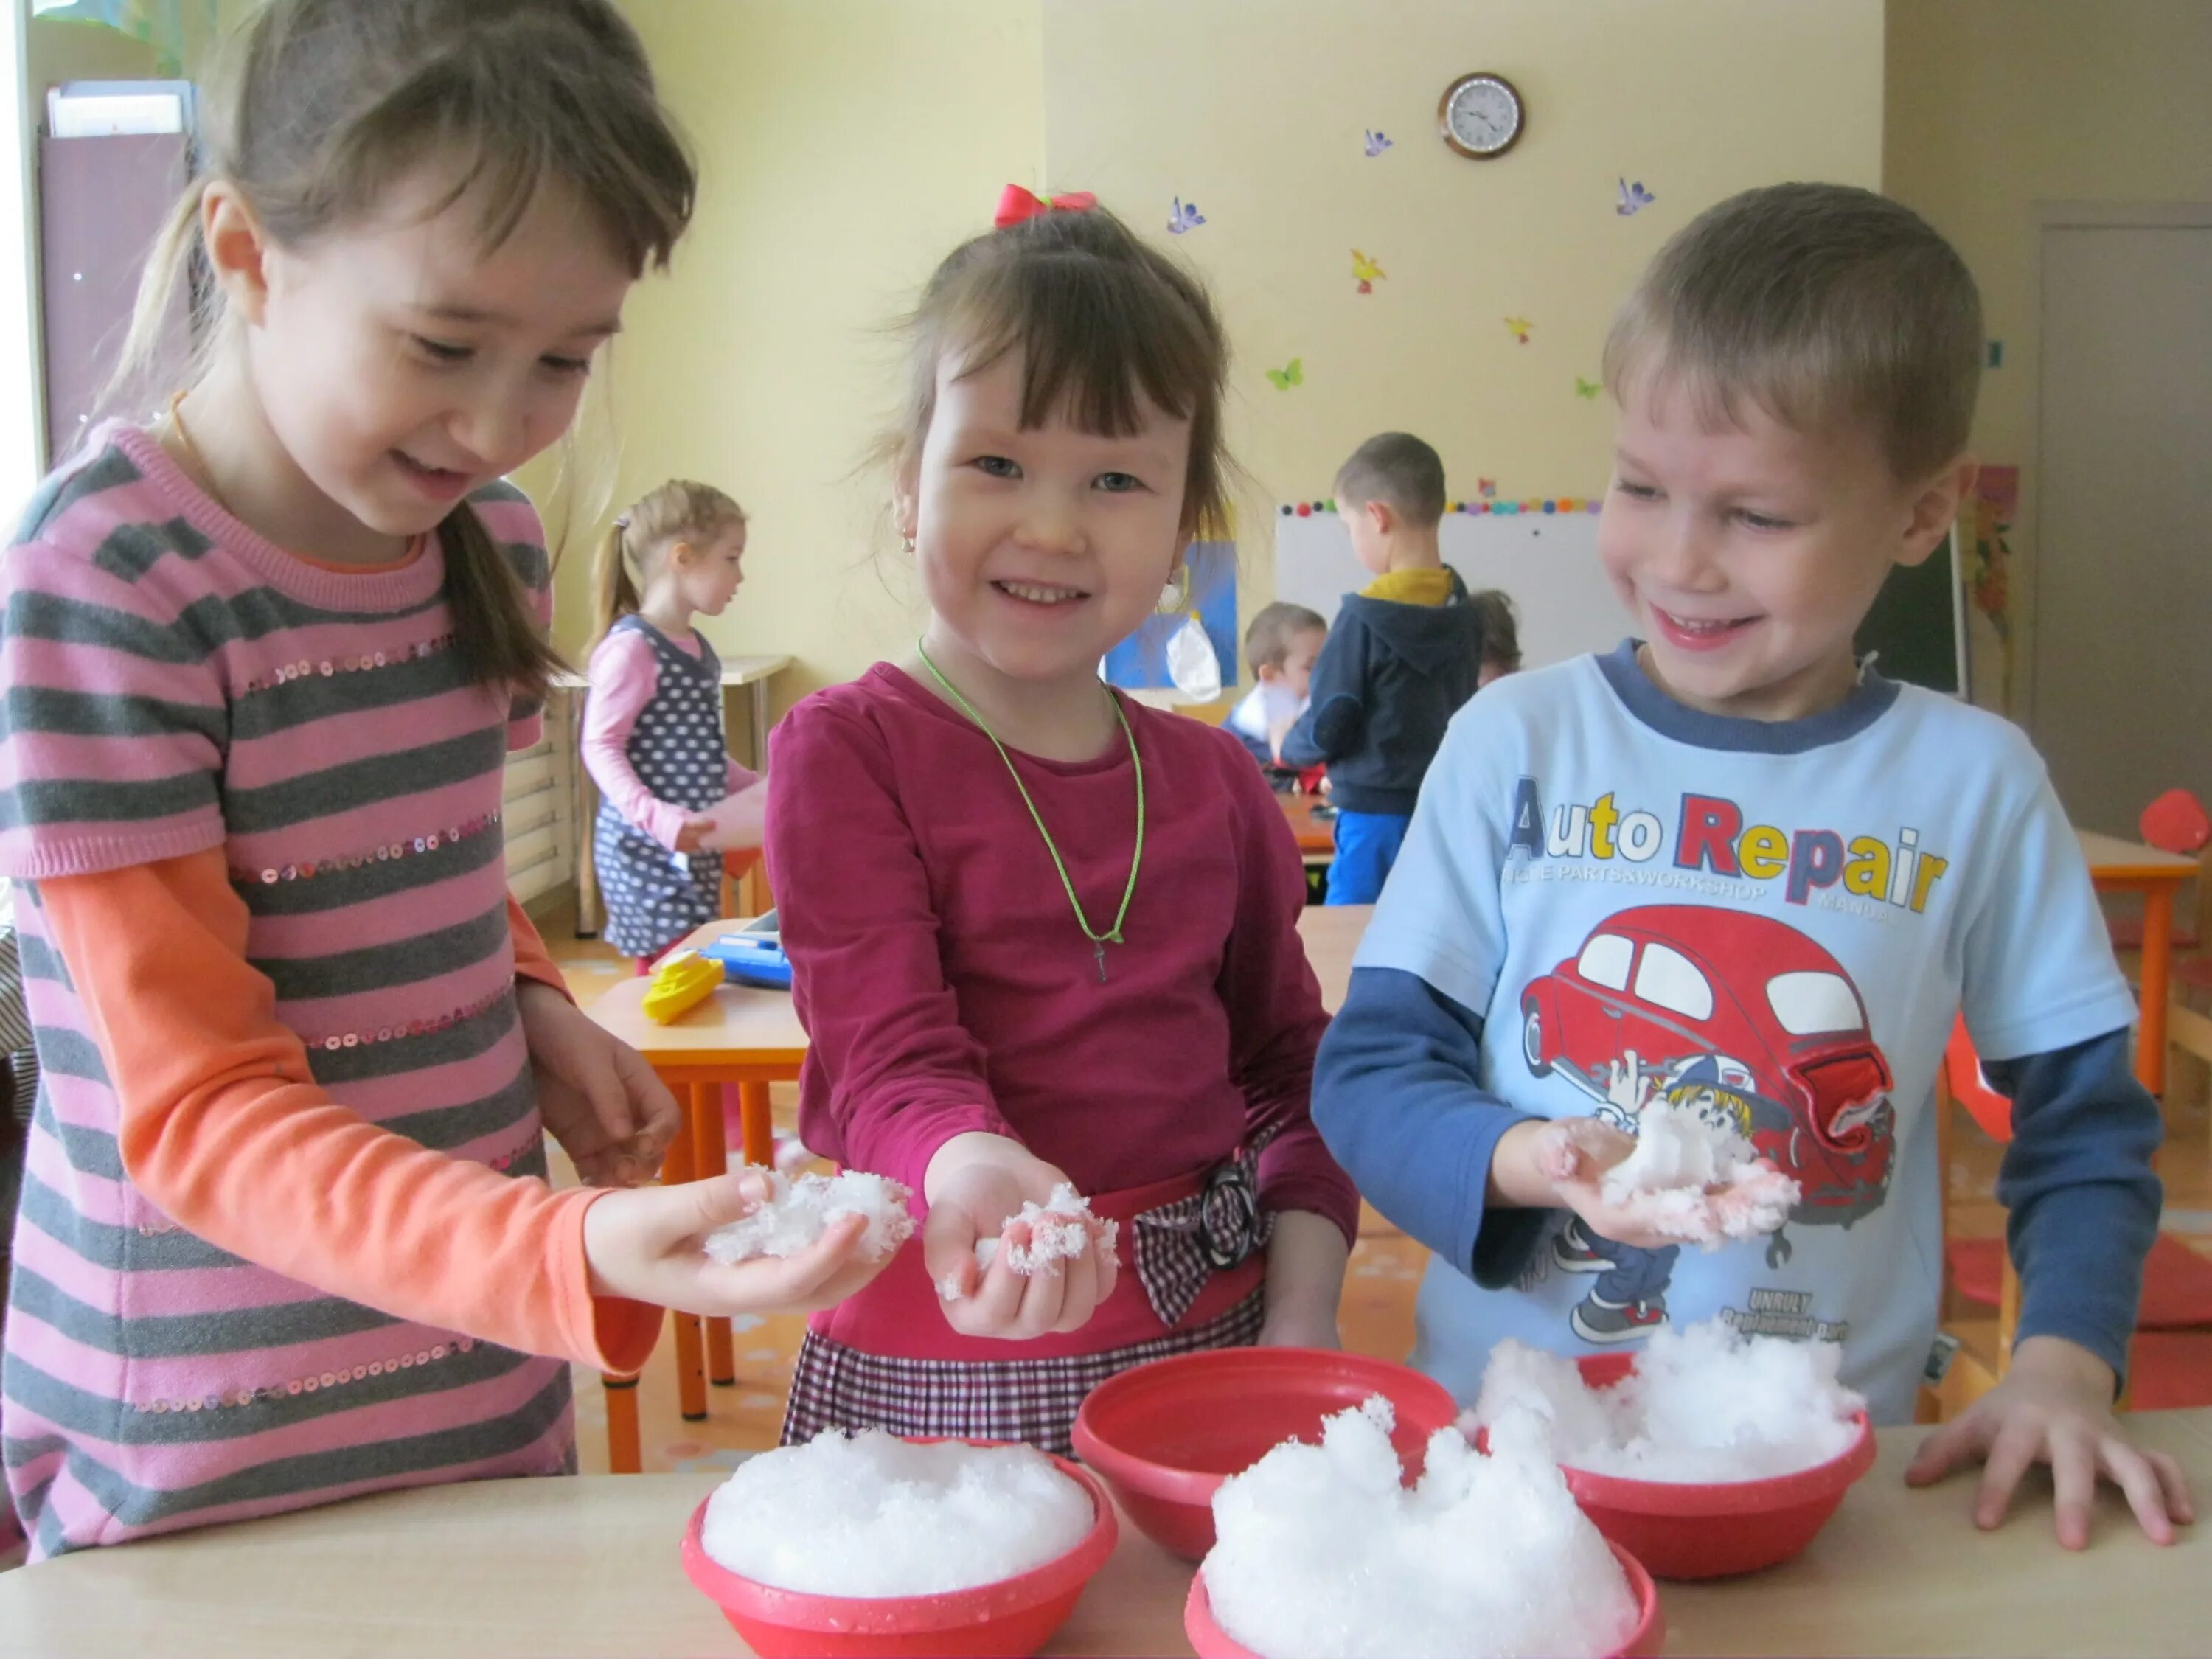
left=518, top=981, right=681, bottom=1188
left=673, top=815, right=717, bottom=854
left=1905, top=1335, right=2195, bottom=1548
left=1492, top=1116, right=1683, bottom=1251
left=922, top=1133, right=1117, bottom=1340
left=697, top=778, right=771, bottom=853
left=583, top=1169, right=890, bottom=1315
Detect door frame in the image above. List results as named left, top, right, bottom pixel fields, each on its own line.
left=2028, top=200, right=2212, bottom=739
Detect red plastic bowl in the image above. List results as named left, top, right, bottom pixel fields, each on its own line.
left=1071, top=1347, right=1460, bottom=1560
left=1548, top=1352, right=1876, bottom=1580
left=678, top=1448, right=1118, bottom=1658
left=1183, top=1540, right=1666, bottom=1658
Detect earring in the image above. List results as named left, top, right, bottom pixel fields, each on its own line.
left=1156, top=564, right=1193, bottom=614
left=902, top=534, right=916, bottom=554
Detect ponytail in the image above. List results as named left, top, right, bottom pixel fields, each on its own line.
left=102, top=179, right=211, bottom=430
left=591, top=515, right=644, bottom=648
left=439, top=504, right=566, bottom=702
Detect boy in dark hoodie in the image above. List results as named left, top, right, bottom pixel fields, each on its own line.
left=1282, top=432, right=1484, bottom=904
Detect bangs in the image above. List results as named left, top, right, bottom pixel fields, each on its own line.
left=940, top=251, right=1216, bottom=438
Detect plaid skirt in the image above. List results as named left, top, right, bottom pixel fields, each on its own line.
left=780, top=1286, right=1267, bottom=1455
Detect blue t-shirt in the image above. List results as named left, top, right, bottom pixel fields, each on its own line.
left=1348, top=643, right=2141, bottom=1422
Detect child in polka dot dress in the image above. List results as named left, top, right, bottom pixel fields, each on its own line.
left=583, top=480, right=769, bottom=966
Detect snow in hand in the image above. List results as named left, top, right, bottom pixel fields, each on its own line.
left=1203, top=1396, right=1639, bottom=1659
left=938, top=1183, right=1119, bottom=1300
left=1599, top=1099, right=1798, bottom=1245
left=1466, top=1319, right=1865, bottom=1483
left=702, top=1169, right=913, bottom=1264
left=700, top=1429, right=1093, bottom=1595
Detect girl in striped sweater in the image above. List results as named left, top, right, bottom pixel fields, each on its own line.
left=0, top=0, right=883, bottom=1559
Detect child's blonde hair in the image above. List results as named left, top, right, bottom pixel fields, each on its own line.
left=114, top=0, right=698, bottom=700
left=883, top=201, right=1234, bottom=542
left=1243, top=602, right=1326, bottom=677
left=1335, top=432, right=1446, bottom=529
left=592, top=481, right=748, bottom=647
left=1601, top=183, right=1981, bottom=484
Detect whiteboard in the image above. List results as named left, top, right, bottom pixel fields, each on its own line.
left=1274, top=507, right=1627, bottom=669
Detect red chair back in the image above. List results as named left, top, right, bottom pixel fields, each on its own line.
left=1943, top=1018, right=2012, bottom=1142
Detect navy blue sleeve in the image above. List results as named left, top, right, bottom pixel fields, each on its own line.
left=1280, top=613, right=1370, bottom=768
left=1983, top=1026, right=2161, bottom=1382
left=1312, top=964, right=1548, bottom=1285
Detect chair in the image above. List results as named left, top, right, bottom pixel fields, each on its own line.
left=2107, top=787, right=2209, bottom=952
left=1933, top=1016, right=2212, bottom=1416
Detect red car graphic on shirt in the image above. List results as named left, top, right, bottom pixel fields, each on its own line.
left=1520, top=905, right=1895, bottom=1226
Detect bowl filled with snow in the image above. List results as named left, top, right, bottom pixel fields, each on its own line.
left=679, top=1432, right=1119, bottom=1658
left=1186, top=1396, right=1665, bottom=1659
left=1467, top=1324, right=1877, bottom=1581
left=1183, top=1539, right=1666, bottom=1659
left=1071, top=1347, right=1460, bottom=1559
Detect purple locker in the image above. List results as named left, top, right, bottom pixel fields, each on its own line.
left=38, top=132, right=192, bottom=465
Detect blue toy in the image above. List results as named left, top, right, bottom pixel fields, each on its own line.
left=700, top=911, right=793, bottom=990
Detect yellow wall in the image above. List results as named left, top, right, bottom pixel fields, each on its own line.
left=540, top=0, right=1044, bottom=698
left=1884, top=0, right=2212, bottom=712
left=569, top=0, right=1882, bottom=708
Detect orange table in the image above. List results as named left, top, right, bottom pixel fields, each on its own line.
left=582, top=928, right=806, bottom=1470
left=2079, top=830, right=2197, bottom=1095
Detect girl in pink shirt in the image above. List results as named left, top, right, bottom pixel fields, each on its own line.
left=768, top=190, right=1360, bottom=1452
left=582, top=480, right=768, bottom=967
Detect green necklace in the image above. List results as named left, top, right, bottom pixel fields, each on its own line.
left=915, top=641, right=1145, bottom=982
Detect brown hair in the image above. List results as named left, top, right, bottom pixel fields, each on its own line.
left=114, top=0, right=697, bottom=700
left=1243, top=601, right=1326, bottom=676
left=1467, top=588, right=1522, bottom=674
left=1335, top=431, right=1447, bottom=528
left=593, top=480, right=748, bottom=647
left=883, top=202, right=1233, bottom=541
left=1602, top=183, right=1982, bottom=482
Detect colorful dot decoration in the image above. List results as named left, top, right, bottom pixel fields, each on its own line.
left=1286, top=495, right=1602, bottom=517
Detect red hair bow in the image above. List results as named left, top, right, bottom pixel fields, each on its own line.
left=994, top=184, right=1098, bottom=229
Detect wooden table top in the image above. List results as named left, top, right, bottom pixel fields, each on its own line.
left=2, top=1410, right=2202, bottom=1658
left=1278, top=793, right=1336, bottom=855
left=2078, top=829, right=2198, bottom=886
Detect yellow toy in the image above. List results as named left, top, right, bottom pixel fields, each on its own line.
left=641, top=948, right=722, bottom=1023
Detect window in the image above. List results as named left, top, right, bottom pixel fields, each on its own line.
left=1767, top=971, right=1864, bottom=1036
left=1633, top=942, right=1714, bottom=1020
left=1575, top=933, right=1633, bottom=991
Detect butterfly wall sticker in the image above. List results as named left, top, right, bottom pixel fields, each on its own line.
left=1617, top=178, right=1656, bottom=217
left=1265, top=358, right=1304, bottom=391
left=1505, top=316, right=1533, bottom=344
left=1363, top=129, right=1393, bottom=156
left=1352, top=250, right=1385, bottom=294
left=1575, top=378, right=1602, bottom=399
left=1478, top=479, right=1497, bottom=500
left=1167, top=196, right=1205, bottom=234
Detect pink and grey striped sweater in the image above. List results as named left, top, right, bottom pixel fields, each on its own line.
left=0, top=424, right=647, bottom=1558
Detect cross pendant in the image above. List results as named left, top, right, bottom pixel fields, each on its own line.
left=1094, top=940, right=1108, bottom=983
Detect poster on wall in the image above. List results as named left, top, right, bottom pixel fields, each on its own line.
left=1102, top=540, right=1237, bottom=696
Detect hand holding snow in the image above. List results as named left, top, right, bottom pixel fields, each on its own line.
left=1467, top=1320, right=1865, bottom=1483
left=702, top=1169, right=913, bottom=1265
left=1598, top=1100, right=1798, bottom=1246
left=700, top=1430, right=1093, bottom=1595
left=1203, top=1397, right=1639, bottom=1659
left=939, top=1183, right=1119, bottom=1300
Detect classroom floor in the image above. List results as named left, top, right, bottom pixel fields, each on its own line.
left=543, top=912, right=2212, bottom=1476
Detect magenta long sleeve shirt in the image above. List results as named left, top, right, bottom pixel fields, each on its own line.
left=766, top=664, right=1359, bottom=1244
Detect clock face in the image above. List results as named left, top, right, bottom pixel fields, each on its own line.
left=1443, top=74, right=1523, bottom=158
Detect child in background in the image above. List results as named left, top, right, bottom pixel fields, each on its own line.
left=1467, top=588, right=1523, bottom=687
left=0, top=0, right=885, bottom=1560
left=583, top=479, right=768, bottom=967
left=1226, top=601, right=1327, bottom=773
left=1281, top=432, right=1484, bottom=904
left=1315, top=184, right=2191, bottom=1548
left=765, top=191, right=1359, bottom=1453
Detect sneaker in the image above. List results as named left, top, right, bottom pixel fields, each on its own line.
left=1551, top=1218, right=1611, bottom=1275
left=1571, top=1294, right=1669, bottom=1343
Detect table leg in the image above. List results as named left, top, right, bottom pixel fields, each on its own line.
left=737, top=1079, right=773, bottom=1171
left=748, top=682, right=771, bottom=775
left=602, top=1374, right=642, bottom=1474
left=661, top=1115, right=708, bottom=1422
left=694, top=1084, right=736, bottom=1387
left=2140, top=888, right=2173, bottom=1096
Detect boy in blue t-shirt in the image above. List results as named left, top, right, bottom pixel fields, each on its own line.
left=1315, top=184, right=2194, bottom=1548
left=1281, top=433, right=1484, bottom=904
